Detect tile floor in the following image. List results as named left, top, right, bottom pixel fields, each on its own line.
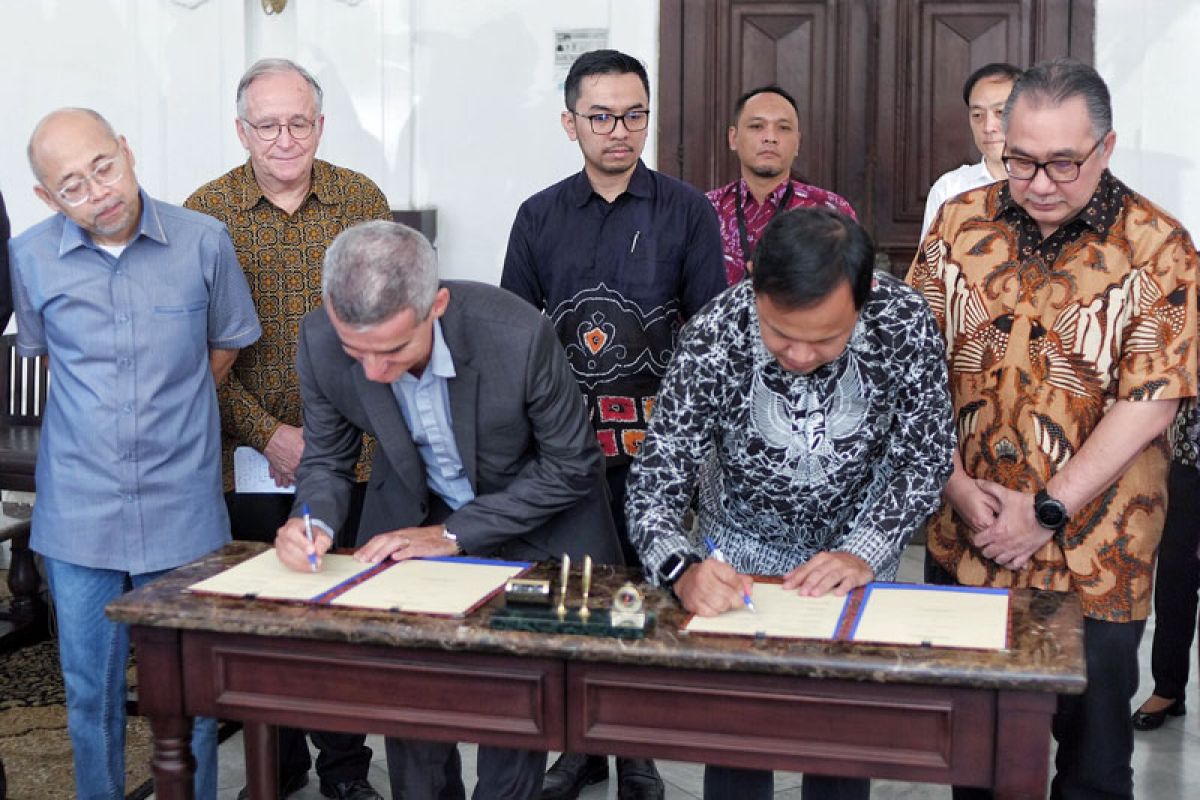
left=174, top=546, right=1200, bottom=798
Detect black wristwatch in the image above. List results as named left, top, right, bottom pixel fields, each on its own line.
left=657, top=552, right=701, bottom=589
left=1034, top=488, right=1069, bottom=531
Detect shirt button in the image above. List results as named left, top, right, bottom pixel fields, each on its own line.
left=122, top=404, right=133, bottom=415
left=117, top=313, right=129, bottom=323
left=125, top=494, right=135, bottom=503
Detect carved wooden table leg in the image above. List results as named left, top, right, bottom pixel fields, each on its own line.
left=130, top=626, right=194, bottom=799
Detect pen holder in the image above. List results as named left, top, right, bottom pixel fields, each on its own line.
left=487, top=604, right=652, bottom=639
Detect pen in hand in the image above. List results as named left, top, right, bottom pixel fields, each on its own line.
left=704, top=536, right=756, bottom=613
left=302, top=503, right=319, bottom=573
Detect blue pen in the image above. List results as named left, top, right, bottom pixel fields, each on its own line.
left=302, top=503, right=319, bottom=573
left=704, top=536, right=756, bottom=613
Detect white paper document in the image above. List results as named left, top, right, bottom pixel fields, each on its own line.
left=849, top=584, right=1010, bottom=650
left=234, top=446, right=295, bottom=494
left=187, top=550, right=370, bottom=601
left=683, top=582, right=849, bottom=640
left=331, top=558, right=528, bottom=616
left=187, top=551, right=528, bottom=617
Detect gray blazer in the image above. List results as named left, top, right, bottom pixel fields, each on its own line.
left=293, top=280, right=621, bottom=564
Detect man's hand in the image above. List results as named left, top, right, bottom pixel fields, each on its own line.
left=264, top=424, right=305, bottom=487
left=944, top=469, right=1001, bottom=533
left=354, top=525, right=458, bottom=564
left=274, top=516, right=333, bottom=572
left=782, top=552, right=873, bottom=597
left=672, top=559, right=754, bottom=617
left=972, top=480, right=1054, bottom=570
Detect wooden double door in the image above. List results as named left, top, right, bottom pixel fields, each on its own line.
left=658, top=0, right=1094, bottom=272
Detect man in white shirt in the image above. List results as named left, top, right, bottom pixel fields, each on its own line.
left=919, top=63, right=1022, bottom=241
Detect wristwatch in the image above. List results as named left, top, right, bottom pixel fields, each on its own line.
left=1034, top=488, right=1069, bottom=531
left=656, top=552, right=701, bottom=589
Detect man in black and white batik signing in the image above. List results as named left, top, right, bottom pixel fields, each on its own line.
left=626, top=207, right=955, bottom=800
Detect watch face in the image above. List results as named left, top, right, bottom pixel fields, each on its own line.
left=659, top=554, right=686, bottom=583
left=1036, top=495, right=1068, bottom=529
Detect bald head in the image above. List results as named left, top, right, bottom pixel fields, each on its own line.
left=28, top=107, right=143, bottom=245
left=27, top=108, right=117, bottom=182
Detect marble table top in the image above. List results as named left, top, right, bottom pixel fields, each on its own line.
left=108, top=542, right=1086, bottom=694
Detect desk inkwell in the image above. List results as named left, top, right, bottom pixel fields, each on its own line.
left=488, top=553, right=651, bottom=639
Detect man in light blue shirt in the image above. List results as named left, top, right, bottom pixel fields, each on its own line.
left=10, top=108, right=261, bottom=800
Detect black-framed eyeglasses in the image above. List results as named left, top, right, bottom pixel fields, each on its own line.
left=56, top=150, right=124, bottom=207
left=240, top=117, right=318, bottom=142
left=1002, top=133, right=1108, bottom=183
left=571, top=109, right=651, bottom=135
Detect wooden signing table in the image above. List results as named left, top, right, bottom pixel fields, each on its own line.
left=107, top=543, right=1086, bottom=800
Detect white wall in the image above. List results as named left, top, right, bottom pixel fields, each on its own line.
left=0, top=0, right=657, bottom=285
left=1096, top=0, right=1200, bottom=235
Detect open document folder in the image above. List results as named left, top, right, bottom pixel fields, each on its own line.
left=683, top=579, right=1010, bottom=650
left=187, top=549, right=529, bottom=618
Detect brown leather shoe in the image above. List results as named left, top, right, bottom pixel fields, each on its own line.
left=540, top=753, right=609, bottom=800
left=616, top=757, right=665, bottom=800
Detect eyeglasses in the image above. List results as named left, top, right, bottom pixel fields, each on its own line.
left=56, top=151, right=124, bottom=207
left=240, top=117, right=318, bottom=142
left=1002, top=133, right=1108, bottom=183
left=571, top=109, right=651, bottom=135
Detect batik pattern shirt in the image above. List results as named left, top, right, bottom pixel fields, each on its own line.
left=706, top=177, right=857, bottom=285
left=185, top=159, right=391, bottom=490
left=907, top=171, right=1200, bottom=621
left=627, top=276, right=954, bottom=585
left=502, top=161, right=726, bottom=468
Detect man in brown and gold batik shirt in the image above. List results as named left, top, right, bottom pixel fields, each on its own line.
left=909, top=59, right=1198, bottom=800
left=185, top=58, right=389, bottom=800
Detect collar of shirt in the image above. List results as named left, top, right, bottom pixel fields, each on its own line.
left=735, top=176, right=792, bottom=214
left=230, top=158, right=342, bottom=211
left=58, top=188, right=167, bottom=257
left=568, top=159, right=654, bottom=207
left=994, top=168, right=1126, bottom=239
left=398, top=318, right=457, bottom=386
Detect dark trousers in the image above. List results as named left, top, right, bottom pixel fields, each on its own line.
left=225, top=487, right=371, bottom=785
left=384, top=738, right=546, bottom=800
left=703, top=765, right=869, bottom=799
left=606, top=463, right=642, bottom=569
left=1148, top=461, right=1200, bottom=701
left=926, top=562, right=1145, bottom=799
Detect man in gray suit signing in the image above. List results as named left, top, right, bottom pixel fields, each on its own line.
left=275, top=220, right=622, bottom=800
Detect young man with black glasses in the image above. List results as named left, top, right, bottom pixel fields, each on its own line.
left=501, top=49, right=725, bottom=800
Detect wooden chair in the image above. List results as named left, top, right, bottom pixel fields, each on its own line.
left=0, top=333, right=49, bottom=652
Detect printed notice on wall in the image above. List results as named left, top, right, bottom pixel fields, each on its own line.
left=555, top=28, right=609, bottom=87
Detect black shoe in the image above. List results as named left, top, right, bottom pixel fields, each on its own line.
left=236, top=769, right=309, bottom=799
left=319, top=777, right=384, bottom=800
left=615, top=757, right=665, bottom=800
left=1132, top=696, right=1186, bottom=731
left=540, top=753, right=609, bottom=800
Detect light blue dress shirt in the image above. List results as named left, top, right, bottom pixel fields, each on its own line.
left=9, top=191, right=262, bottom=574
left=390, top=320, right=475, bottom=511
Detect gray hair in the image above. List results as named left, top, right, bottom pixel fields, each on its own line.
left=1003, top=58, right=1112, bottom=139
left=323, top=221, right=438, bottom=327
left=27, top=107, right=118, bottom=182
left=235, top=58, right=324, bottom=120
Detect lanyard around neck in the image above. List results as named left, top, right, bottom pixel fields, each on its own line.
left=735, top=180, right=795, bottom=266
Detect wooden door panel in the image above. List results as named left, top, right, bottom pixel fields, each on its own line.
left=729, top=4, right=831, bottom=187
left=876, top=1, right=1033, bottom=261
left=659, top=0, right=1094, bottom=272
